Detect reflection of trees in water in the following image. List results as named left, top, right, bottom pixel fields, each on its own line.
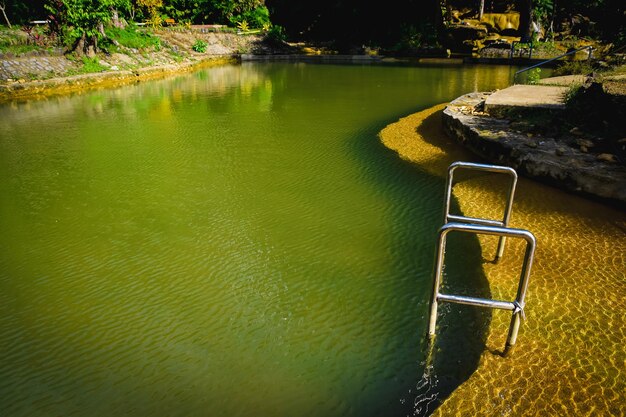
left=0, top=63, right=519, bottom=131
left=0, top=64, right=274, bottom=126
left=99, top=64, right=274, bottom=117
left=0, top=63, right=524, bottom=417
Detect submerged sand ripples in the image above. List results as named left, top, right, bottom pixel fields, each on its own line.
left=380, top=104, right=626, bottom=416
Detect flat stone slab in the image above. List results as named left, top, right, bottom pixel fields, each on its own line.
left=538, top=74, right=586, bottom=86
left=443, top=92, right=626, bottom=208
left=484, top=84, right=568, bottom=114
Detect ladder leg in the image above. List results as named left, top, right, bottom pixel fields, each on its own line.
left=428, top=228, right=448, bottom=337
left=495, top=236, right=507, bottom=262
left=428, top=300, right=438, bottom=337
left=506, top=311, right=522, bottom=347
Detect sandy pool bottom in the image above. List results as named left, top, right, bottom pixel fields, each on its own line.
left=380, top=104, right=626, bottom=416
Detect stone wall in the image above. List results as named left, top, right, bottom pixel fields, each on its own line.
left=0, top=52, right=77, bottom=82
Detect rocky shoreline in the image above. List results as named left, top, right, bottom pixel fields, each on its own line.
left=442, top=91, right=626, bottom=208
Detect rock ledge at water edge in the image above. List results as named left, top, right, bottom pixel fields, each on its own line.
left=442, top=92, right=626, bottom=208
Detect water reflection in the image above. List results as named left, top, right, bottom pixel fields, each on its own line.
left=0, top=62, right=517, bottom=417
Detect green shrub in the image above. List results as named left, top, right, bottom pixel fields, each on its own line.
left=236, top=20, right=249, bottom=31
left=565, top=84, right=583, bottom=105
left=192, top=39, right=208, bottom=52
left=531, top=41, right=560, bottom=57
left=553, top=60, right=593, bottom=76
left=392, top=23, right=440, bottom=53
left=230, top=6, right=270, bottom=29
left=527, top=67, right=542, bottom=84
left=265, top=25, right=286, bottom=44
left=45, top=0, right=123, bottom=53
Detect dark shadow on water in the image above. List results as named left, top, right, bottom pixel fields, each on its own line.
left=345, top=119, right=493, bottom=416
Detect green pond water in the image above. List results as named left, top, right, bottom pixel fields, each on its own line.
left=0, top=62, right=516, bottom=417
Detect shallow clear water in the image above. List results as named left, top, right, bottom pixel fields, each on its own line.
left=0, top=62, right=516, bottom=417
left=380, top=105, right=626, bottom=416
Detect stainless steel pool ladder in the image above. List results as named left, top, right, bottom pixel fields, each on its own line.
left=428, top=161, right=537, bottom=350
left=443, top=161, right=518, bottom=261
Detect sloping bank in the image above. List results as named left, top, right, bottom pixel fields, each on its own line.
left=0, top=29, right=272, bottom=102
left=0, top=56, right=236, bottom=102
left=379, top=105, right=625, bottom=416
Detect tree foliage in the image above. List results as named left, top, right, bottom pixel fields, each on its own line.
left=46, top=0, right=130, bottom=53
left=137, top=0, right=162, bottom=27
left=4, top=0, right=623, bottom=53
left=266, top=0, right=442, bottom=48
left=157, top=0, right=266, bottom=26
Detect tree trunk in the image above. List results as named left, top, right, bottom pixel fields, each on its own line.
left=440, top=0, right=451, bottom=24
left=91, top=34, right=98, bottom=57
left=0, top=2, right=12, bottom=28
left=518, top=0, right=533, bottom=42
left=547, top=0, right=556, bottom=38
left=431, top=0, right=444, bottom=32
left=478, top=0, right=485, bottom=20
left=75, top=32, right=86, bottom=55
left=111, top=9, right=126, bottom=28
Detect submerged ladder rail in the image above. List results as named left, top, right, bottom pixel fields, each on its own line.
left=428, top=162, right=536, bottom=352
left=428, top=222, right=536, bottom=348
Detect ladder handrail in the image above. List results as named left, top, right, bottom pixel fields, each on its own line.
left=427, top=162, right=537, bottom=353
left=427, top=222, right=537, bottom=349
left=444, top=161, right=518, bottom=261
left=512, top=45, right=593, bottom=84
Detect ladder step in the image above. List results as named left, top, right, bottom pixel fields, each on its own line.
left=437, top=293, right=515, bottom=311
left=427, top=162, right=536, bottom=351
left=446, top=214, right=504, bottom=227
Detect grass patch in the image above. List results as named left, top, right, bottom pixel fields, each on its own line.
left=553, top=60, right=594, bottom=76
left=104, top=25, right=161, bottom=50
left=0, top=43, right=44, bottom=55
left=81, top=57, right=108, bottom=72
left=167, top=48, right=185, bottom=62
left=532, top=41, right=562, bottom=57
left=602, top=64, right=626, bottom=77
left=66, top=56, right=109, bottom=75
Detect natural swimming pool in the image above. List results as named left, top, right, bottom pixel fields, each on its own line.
left=1, top=62, right=522, bottom=416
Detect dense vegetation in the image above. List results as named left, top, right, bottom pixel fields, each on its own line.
left=266, top=0, right=625, bottom=49
left=3, top=0, right=272, bottom=54
left=1, top=0, right=624, bottom=54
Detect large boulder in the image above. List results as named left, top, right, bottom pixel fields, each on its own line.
left=444, top=23, right=488, bottom=52
left=480, top=12, right=520, bottom=33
